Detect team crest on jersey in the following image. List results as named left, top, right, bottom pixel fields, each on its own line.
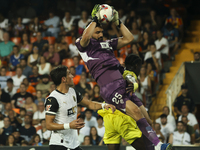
left=47, top=98, right=52, bottom=102
left=73, top=96, right=76, bottom=102
left=46, top=105, right=52, bottom=111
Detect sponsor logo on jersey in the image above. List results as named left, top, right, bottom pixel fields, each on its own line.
left=46, top=105, right=52, bottom=111
left=47, top=98, right=52, bottom=102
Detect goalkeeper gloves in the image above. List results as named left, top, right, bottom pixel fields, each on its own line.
left=91, top=4, right=101, bottom=23
left=112, top=9, right=121, bottom=28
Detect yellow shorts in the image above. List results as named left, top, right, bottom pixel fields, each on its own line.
left=98, top=109, right=142, bottom=144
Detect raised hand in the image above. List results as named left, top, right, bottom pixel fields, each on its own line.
left=91, top=4, right=101, bottom=21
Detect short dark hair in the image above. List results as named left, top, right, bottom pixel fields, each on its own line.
left=86, top=21, right=102, bottom=29
left=4, top=116, right=11, bottom=122
left=13, top=45, right=19, bottom=50
left=177, top=121, right=184, bottom=125
left=160, top=114, right=167, bottom=119
left=20, top=108, right=26, bottom=113
left=85, top=108, right=93, bottom=114
left=1, top=66, right=6, bottom=71
left=125, top=54, right=142, bottom=71
left=163, top=106, right=170, bottom=112
left=40, top=119, right=45, bottom=123
left=97, top=115, right=103, bottom=120
left=194, top=52, right=200, bottom=55
left=181, top=116, right=188, bottom=121
left=78, top=114, right=85, bottom=120
left=50, top=65, right=68, bottom=86
left=181, top=83, right=188, bottom=89
left=70, top=66, right=76, bottom=70
left=7, top=78, right=13, bottom=84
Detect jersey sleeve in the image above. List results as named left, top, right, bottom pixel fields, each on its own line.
left=107, top=38, right=118, bottom=50
left=75, top=90, right=83, bottom=103
left=75, top=37, right=90, bottom=52
left=44, top=97, right=59, bottom=115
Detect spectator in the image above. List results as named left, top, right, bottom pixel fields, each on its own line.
left=4, top=78, right=18, bottom=98
left=138, top=66, right=151, bottom=108
left=47, top=83, right=56, bottom=96
left=14, top=17, right=25, bottom=37
left=12, top=131, right=24, bottom=146
left=165, top=8, right=183, bottom=30
left=178, top=105, right=199, bottom=131
left=36, top=74, right=53, bottom=98
left=154, top=123, right=165, bottom=143
left=20, top=33, right=32, bottom=58
left=181, top=116, right=196, bottom=144
left=193, top=52, right=200, bottom=62
left=21, top=140, right=29, bottom=146
left=174, top=84, right=195, bottom=116
left=92, top=85, right=103, bottom=102
left=27, top=46, right=40, bottom=67
left=43, top=44, right=60, bottom=67
left=89, top=126, right=102, bottom=145
left=73, top=56, right=86, bottom=75
left=17, top=108, right=26, bottom=127
left=118, top=9, right=127, bottom=24
left=29, top=134, right=42, bottom=146
left=20, top=59, right=33, bottom=78
left=163, top=23, right=179, bottom=57
left=78, top=11, right=91, bottom=36
left=96, top=116, right=105, bottom=138
left=156, top=106, right=176, bottom=129
left=78, top=114, right=90, bottom=137
left=6, top=134, right=17, bottom=146
left=32, top=32, right=48, bottom=55
left=160, top=114, right=175, bottom=143
left=125, top=10, right=142, bottom=29
left=54, top=36, right=69, bottom=63
left=0, top=32, right=15, bottom=60
left=8, top=110, right=21, bottom=129
left=155, top=30, right=169, bottom=60
left=29, top=17, right=42, bottom=36
left=0, top=117, right=15, bottom=136
left=11, top=83, right=33, bottom=108
left=84, top=109, right=98, bottom=128
left=138, top=32, right=150, bottom=54
left=62, top=11, right=75, bottom=35
left=142, top=22, right=154, bottom=38
left=69, top=36, right=79, bottom=57
left=130, top=22, right=141, bottom=43
left=0, top=14, right=9, bottom=31
left=144, top=43, right=161, bottom=71
left=37, top=56, right=52, bottom=75
left=12, top=67, right=26, bottom=89
left=23, top=96, right=37, bottom=116
left=9, top=45, right=24, bottom=70
left=34, top=90, right=45, bottom=105
left=28, top=65, right=42, bottom=87
left=0, top=67, right=11, bottom=89
left=19, top=115, right=36, bottom=142
left=82, top=136, right=92, bottom=146
left=17, top=78, right=36, bottom=96
left=70, top=66, right=80, bottom=85
left=144, top=10, right=162, bottom=29
left=0, top=112, right=4, bottom=129
left=107, top=22, right=120, bottom=39
left=32, top=101, right=45, bottom=126
left=37, top=119, right=51, bottom=144
left=75, top=74, right=92, bottom=96
left=2, top=103, right=12, bottom=117
left=43, top=11, right=60, bottom=38
left=169, top=121, right=191, bottom=145
left=0, top=83, right=11, bottom=104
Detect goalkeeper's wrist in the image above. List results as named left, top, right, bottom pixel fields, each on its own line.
left=115, top=19, right=122, bottom=29
left=92, top=16, right=99, bottom=24
left=101, top=103, right=106, bottom=110
left=64, top=123, right=70, bottom=129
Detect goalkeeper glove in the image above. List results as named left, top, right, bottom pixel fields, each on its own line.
left=112, top=9, right=121, bottom=28
left=91, top=4, right=101, bottom=23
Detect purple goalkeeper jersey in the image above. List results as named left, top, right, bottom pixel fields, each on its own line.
left=75, top=37, right=122, bottom=85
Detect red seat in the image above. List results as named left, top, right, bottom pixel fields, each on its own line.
left=88, top=82, right=97, bottom=89
left=10, top=37, right=21, bottom=45
left=30, top=37, right=37, bottom=44
left=64, top=36, right=72, bottom=44
left=62, top=58, right=74, bottom=68
left=43, top=36, right=56, bottom=44
left=116, top=57, right=125, bottom=65
left=6, top=71, right=16, bottom=77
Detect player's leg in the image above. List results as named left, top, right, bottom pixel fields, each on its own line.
left=107, top=144, right=120, bottom=150
left=130, top=136, right=146, bottom=150
left=140, top=105, right=153, bottom=126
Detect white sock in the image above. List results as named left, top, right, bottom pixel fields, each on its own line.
left=155, top=142, right=163, bottom=150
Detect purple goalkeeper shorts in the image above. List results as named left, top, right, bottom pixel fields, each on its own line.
left=100, top=78, right=143, bottom=112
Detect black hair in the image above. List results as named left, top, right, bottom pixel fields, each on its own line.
left=4, top=116, right=11, bottom=122
left=163, top=106, right=170, bottom=112
left=86, top=21, right=102, bottom=29
left=194, top=51, right=200, bottom=55
left=1, top=66, right=6, bottom=70
left=7, top=78, right=13, bottom=83
left=50, top=65, right=68, bottom=86
left=85, top=108, right=93, bottom=113
left=177, top=121, right=184, bottom=125
left=160, top=114, right=167, bottom=119
left=181, top=116, right=188, bottom=120
left=125, top=54, right=142, bottom=71
left=78, top=114, right=85, bottom=120
left=13, top=45, right=19, bottom=50
left=70, top=66, right=76, bottom=69
left=40, top=119, right=45, bottom=123
left=97, top=115, right=103, bottom=120
left=20, top=108, right=27, bottom=113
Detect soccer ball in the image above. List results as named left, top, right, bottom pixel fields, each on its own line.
left=99, top=4, right=114, bottom=24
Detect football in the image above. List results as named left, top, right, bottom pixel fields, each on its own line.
left=99, top=4, right=114, bottom=24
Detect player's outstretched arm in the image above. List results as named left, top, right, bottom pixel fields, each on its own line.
left=112, top=9, right=134, bottom=49
left=80, top=4, right=101, bottom=48
left=79, top=97, right=116, bottom=113
left=46, top=115, right=85, bottom=131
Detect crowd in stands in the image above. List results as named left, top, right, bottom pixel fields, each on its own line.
left=0, top=0, right=199, bottom=147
